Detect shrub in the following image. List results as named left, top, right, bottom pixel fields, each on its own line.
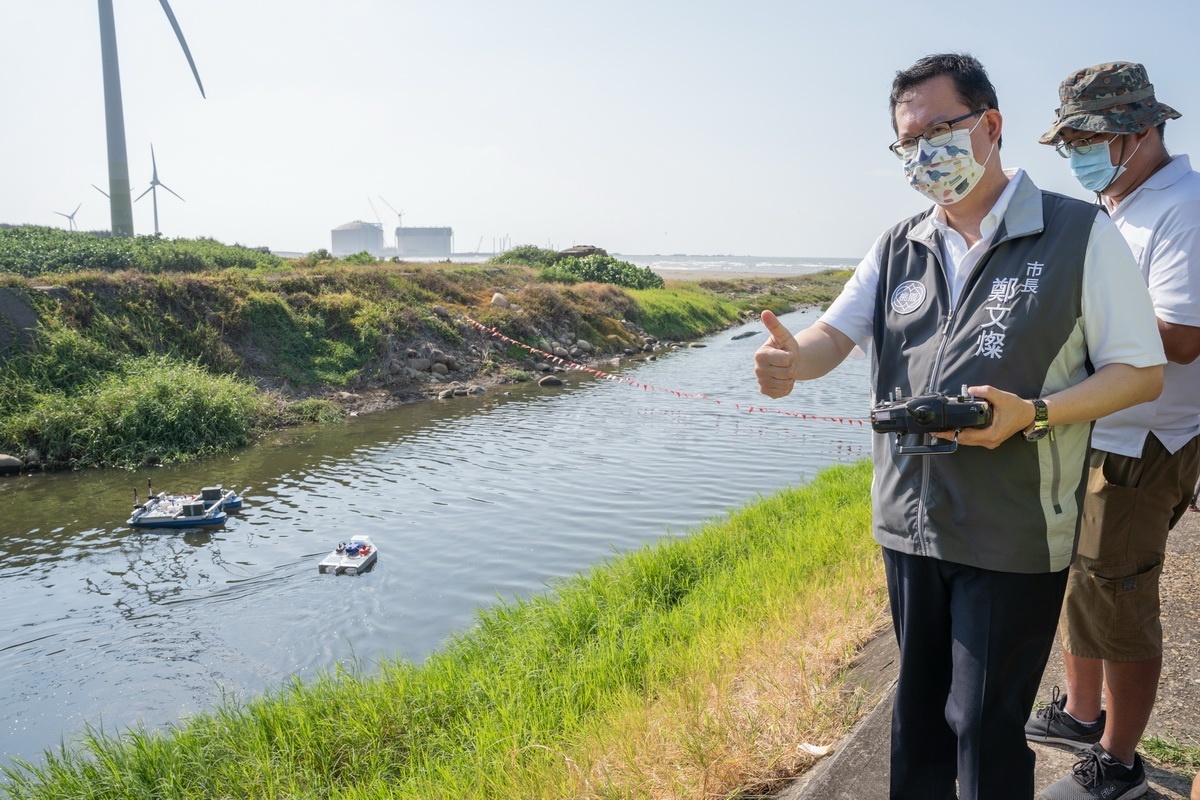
left=0, top=356, right=272, bottom=468
left=280, top=398, right=345, bottom=425
left=0, top=227, right=284, bottom=276
left=553, top=255, right=664, bottom=290
left=536, top=265, right=581, bottom=285
left=487, top=244, right=560, bottom=268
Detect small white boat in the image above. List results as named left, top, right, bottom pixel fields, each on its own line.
left=318, top=535, right=378, bottom=575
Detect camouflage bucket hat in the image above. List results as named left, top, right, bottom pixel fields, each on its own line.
left=1039, top=61, right=1180, bottom=144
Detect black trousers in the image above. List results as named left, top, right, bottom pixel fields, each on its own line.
left=882, top=548, right=1068, bottom=800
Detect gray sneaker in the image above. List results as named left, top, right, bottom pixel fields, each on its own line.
left=1037, top=744, right=1147, bottom=800
left=1025, top=688, right=1105, bottom=749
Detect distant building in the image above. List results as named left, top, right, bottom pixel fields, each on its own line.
left=331, top=221, right=384, bottom=257
left=396, top=226, right=453, bottom=257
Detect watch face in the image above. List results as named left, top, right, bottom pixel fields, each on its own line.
left=1024, top=427, right=1050, bottom=442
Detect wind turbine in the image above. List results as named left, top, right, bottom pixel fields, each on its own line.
left=135, top=145, right=184, bottom=235
left=97, top=0, right=205, bottom=237
left=54, top=203, right=82, bottom=232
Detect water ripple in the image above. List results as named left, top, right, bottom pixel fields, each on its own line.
left=0, top=308, right=870, bottom=764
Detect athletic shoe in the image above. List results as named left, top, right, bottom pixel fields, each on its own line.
left=1188, top=504, right=1199, bottom=512
left=1037, top=743, right=1147, bottom=799
left=1025, top=687, right=1105, bottom=749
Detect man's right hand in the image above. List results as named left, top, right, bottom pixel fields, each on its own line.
left=755, top=310, right=801, bottom=398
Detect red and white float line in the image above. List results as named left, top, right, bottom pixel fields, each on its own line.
left=463, top=315, right=867, bottom=427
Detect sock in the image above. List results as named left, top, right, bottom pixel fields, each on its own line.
left=1064, top=709, right=1100, bottom=727
left=1101, top=752, right=1136, bottom=771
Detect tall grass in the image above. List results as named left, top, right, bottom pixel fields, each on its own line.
left=0, top=461, right=884, bottom=799
left=0, top=356, right=274, bottom=468
left=629, top=283, right=745, bottom=341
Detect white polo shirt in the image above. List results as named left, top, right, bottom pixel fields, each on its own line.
left=1092, top=154, right=1200, bottom=457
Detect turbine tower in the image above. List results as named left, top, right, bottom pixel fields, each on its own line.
left=54, top=203, right=83, bottom=232
left=97, top=0, right=204, bottom=237
left=135, top=145, right=184, bottom=235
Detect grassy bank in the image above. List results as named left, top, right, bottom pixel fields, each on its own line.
left=0, top=229, right=850, bottom=470
left=0, top=461, right=884, bottom=799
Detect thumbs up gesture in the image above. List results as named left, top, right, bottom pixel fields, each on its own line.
left=755, top=310, right=802, bottom=398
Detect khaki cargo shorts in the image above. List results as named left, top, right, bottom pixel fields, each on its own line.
left=1061, top=434, right=1200, bottom=661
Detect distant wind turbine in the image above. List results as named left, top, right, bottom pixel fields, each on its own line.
left=97, top=0, right=205, bottom=237
left=54, top=203, right=83, bottom=232
left=135, top=145, right=184, bottom=235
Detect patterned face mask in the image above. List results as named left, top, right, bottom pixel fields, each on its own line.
left=903, top=122, right=995, bottom=205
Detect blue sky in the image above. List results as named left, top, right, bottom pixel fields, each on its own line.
left=3, top=1, right=1198, bottom=258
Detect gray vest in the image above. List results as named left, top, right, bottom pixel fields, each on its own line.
left=871, top=176, right=1098, bottom=573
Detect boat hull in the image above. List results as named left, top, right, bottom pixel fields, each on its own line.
left=318, top=535, right=378, bottom=575
left=128, top=511, right=228, bottom=529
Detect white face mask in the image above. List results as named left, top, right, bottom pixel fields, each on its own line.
left=903, top=121, right=995, bottom=205
left=1068, top=136, right=1141, bottom=194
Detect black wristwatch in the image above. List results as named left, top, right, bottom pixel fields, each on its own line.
left=1023, top=398, right=1052, bottom=442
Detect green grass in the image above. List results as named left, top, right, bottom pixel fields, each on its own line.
left=0, top=461, right=884, bottom=799
left=0, top=226, right=283, bottom=276
left=0, top=231, right=853, bottom=469
left=629, top=283, right=744, bottom=341
left=1141, top=735, right=1200, bottom=769
left=0, top=356, right=275, bottom=469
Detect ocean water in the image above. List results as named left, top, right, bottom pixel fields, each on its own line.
left=384, top=253, right=861, bottom=276
left=617, top=253, right=860, bottom=276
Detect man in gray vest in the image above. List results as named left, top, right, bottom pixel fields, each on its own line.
left=754, top=53, right=1165, bottom=799
left=1026, top=61, right=1200, bottom=800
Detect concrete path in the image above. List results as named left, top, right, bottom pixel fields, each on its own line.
left=777, top=510, right=1200, bottom=799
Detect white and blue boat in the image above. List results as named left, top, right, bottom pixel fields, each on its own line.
left=318, top=535, right=378, bottom=575
left=126, top=484, right=244, bottom=529
left=199, top=486, right=244, bottom=511
left=127, top=493, right=227, bottom=528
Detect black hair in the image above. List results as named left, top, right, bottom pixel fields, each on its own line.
left=890, top=53, right=1002, bottom=147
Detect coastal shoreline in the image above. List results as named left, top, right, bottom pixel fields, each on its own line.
left=652, top=268, right=813, bottom=282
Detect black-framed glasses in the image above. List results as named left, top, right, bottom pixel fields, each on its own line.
left=1053, top=134, right=1117, bottom=159
left=889, top=109, right=987, bottom=160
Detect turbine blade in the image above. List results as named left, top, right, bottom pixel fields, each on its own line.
left=135, top=186, right=153, bottom=202
left=72, top=202, right=82, bottom=215
left=92, top=184, right=110, bottom=199
left=54, top=211, right=69, bottom=219
left=159, top=183, right=185, bottom=202
left=158, top=0, right=206, bottom=99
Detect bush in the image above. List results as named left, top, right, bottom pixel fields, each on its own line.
left=280, top=398, right=346, bottom=425
left=553, top=255, right=664, bottom=290
left=536, top=265, right=581, bottom=285
left=0, top=227, right=285, bottom=277
left=0, top=356, right=272, bottom=468
left=487, top=245, right=560, bottom=268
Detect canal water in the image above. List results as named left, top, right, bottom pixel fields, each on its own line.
left=0, top=308, right=871, bottom=766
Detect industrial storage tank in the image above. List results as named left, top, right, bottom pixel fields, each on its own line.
left=331, top=220, right=385, bottom=257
